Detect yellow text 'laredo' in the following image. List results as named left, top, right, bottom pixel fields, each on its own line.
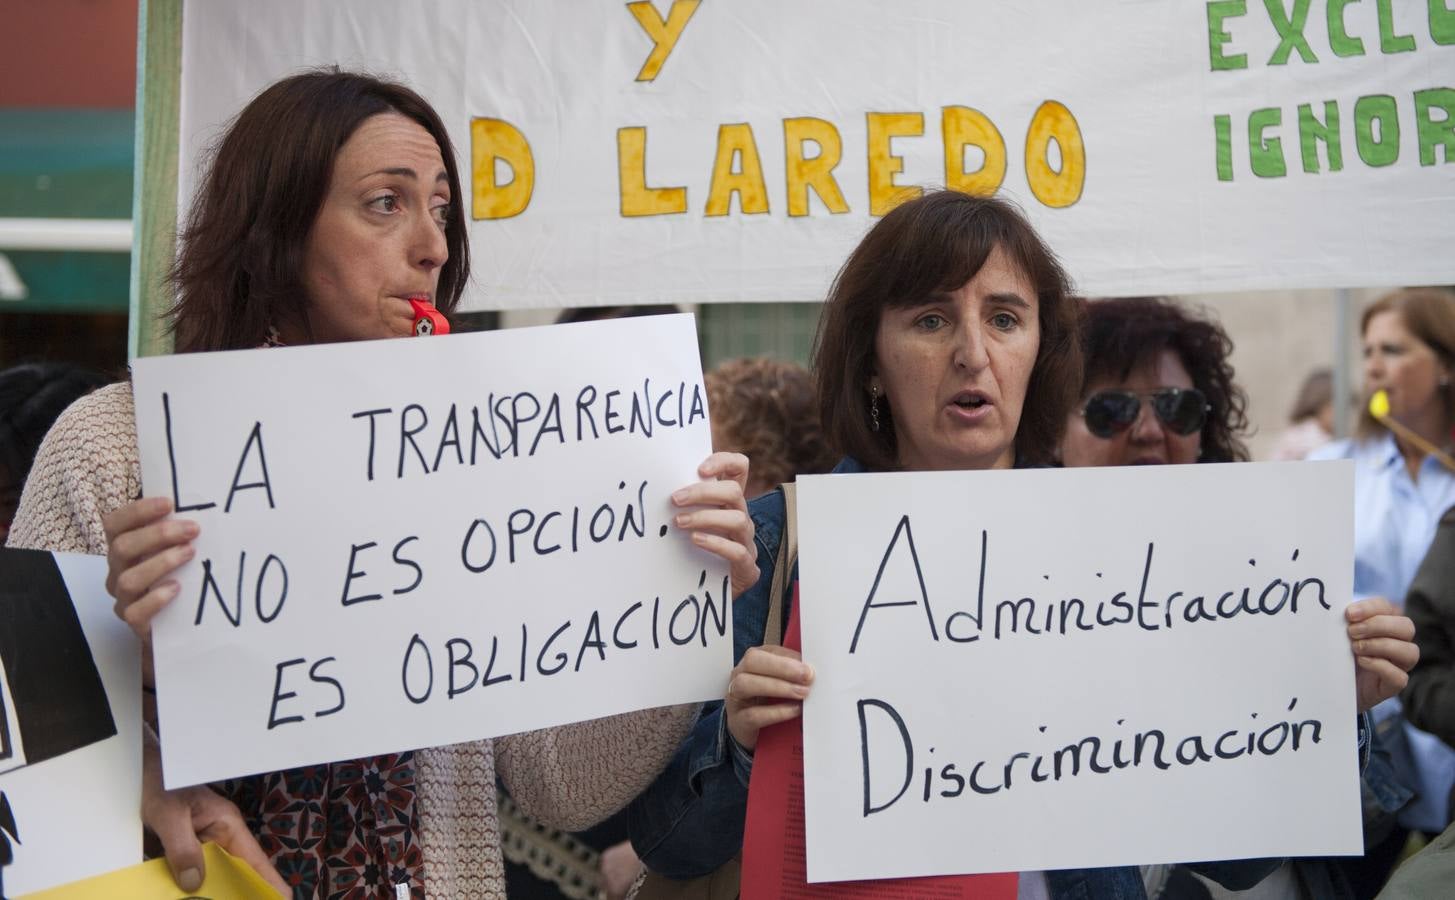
left=470, top=104, right=1086, bottom=221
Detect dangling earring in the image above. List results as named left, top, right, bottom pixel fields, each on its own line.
left=870, top=385, right=882, bottom=432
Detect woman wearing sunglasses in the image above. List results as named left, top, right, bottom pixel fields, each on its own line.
left=1060, top=295, right=1421, bottom=899
left=1059, top=296, right=1248, bottom=467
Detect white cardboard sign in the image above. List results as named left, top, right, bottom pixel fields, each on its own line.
left=180, top=1, right=1455, bottom=307
left=132, top=315, right=730, bottom=788
left=0, top=550, right=142, bottom=896
left=796, top=462, right=1361, bottom=882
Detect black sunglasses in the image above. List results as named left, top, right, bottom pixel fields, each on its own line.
left=1081, top=388, right=1210, bottom=439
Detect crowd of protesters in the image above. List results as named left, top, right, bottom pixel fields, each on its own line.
left=2, top=68, right=1452, bottom=900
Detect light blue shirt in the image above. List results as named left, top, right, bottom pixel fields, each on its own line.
left=1309, top=433, right=1455, bottom=831
left=1309, top=433, right=1455, bottom=606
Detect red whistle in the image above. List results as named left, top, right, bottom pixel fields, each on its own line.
left=409, top=298, right=450, bottom=336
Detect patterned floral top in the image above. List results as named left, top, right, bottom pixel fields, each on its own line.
left=221, top=753, right=423, bottom=899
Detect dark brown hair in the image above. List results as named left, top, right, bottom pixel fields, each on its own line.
left=812, top=190, right=1081, bottom=469
left=1356, top=287, right=1455, bottom=438
left=169, top=70, right=469, bottom=353
left=1079, top=296, right=1250, bottom=463
left=706, top=358, right=837, bottom=488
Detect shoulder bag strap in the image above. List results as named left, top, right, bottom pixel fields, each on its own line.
left=762, top=482, right=798, bottom=648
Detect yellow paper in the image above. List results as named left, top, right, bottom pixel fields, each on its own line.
left=22, top=843, right=281, bottom=899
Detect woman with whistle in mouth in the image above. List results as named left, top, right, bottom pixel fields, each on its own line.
left=1306, top=287, right=1455, bottom=889
left=1310, top=287, right=1455, bottom=614
left=8, top=71, right=760, bottom=899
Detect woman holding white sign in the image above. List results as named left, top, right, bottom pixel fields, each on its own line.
left=1058, top=295, right=1418, bottom=899
left=9, top=70, right=761, bottom=900
left=627, top=192, right=1419, bottom=899
left=1057, top=296, right=1415, bottom=712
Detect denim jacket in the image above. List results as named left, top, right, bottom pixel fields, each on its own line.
left=629, top=457, right=1373, bottom=899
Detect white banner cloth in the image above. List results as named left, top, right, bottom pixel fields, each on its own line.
left=179, top=1, right=1455, bottom=308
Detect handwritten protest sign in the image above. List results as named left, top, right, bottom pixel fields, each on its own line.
left=179, top=1, right=1455, bottom=306
left=0, top=550, right=142, bottom=896
left=796, top=462, right=1360, bottom=882
left=132, top=315, right=729, bottom=788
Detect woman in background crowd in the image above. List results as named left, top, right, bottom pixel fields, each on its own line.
left=1058, top=296, right=1415, bottom=899
left=1310, top=288, right=1455, bottom=606
left=1308, top=287, right=1455, bottom=893
left=9, top=70, right=757, bottom=899
left=1270, top=368, right=1335, bottom=461
left=1058, top=296, right=1248, bottom=468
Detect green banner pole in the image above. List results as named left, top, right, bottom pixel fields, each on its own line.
left=128, top=0, right=182, bottom=360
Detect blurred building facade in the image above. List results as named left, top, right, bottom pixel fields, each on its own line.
left=0, top=0, right=137, bottom=376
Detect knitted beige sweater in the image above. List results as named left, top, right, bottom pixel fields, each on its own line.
left=10, top=382, right=698, bottom=899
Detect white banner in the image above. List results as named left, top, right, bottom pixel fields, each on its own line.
left=132, top=315, right=730, bottom=788
left=178, top=1, right=1455, bottom=308
left=796, top=462, right=1361, bottom=882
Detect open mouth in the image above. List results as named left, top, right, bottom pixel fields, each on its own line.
left=951, top=392, right=990, bottom=410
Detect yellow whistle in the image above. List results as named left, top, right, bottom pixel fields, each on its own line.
left=1365, top=387, right=1455, bottom=474
left=1369, top=389, right=1390, bottom=420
